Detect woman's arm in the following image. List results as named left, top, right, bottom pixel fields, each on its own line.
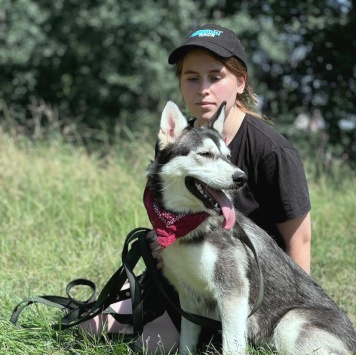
left=276, top=212, right=311, bottom=274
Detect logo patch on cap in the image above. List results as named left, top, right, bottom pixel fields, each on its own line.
left=190, top=29, right=223, bottom=38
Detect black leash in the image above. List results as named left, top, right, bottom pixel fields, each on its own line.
left=10, top=226, right=264, bottom=335
left=10, top=228, right=150, bottom=340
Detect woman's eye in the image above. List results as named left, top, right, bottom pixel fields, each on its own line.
left=210, top=76, right=221, bottom=82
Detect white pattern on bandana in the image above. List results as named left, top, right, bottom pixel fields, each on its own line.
left=153, top=202, right=187, bottom=226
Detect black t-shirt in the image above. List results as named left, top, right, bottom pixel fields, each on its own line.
left=187, top=114, right=311, bottom=247
left=227, top=114, right=311, bottom=247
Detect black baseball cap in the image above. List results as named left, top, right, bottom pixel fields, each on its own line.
left=168, top=23, right=247, bottom=69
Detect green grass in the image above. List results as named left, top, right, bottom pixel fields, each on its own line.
left=0, top=127, right=355, bottom=354
left=308, top=172, right=356, bottom=321
left=0, top=130, right=151, bottom=354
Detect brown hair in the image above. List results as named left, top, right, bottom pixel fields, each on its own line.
left=174, top=49, right=264, bottom=120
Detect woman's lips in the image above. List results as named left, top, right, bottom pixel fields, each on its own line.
left=197, top=102, right=215, bottom=109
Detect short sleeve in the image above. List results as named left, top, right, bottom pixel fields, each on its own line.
left=257, top=147, right=311, bottom=223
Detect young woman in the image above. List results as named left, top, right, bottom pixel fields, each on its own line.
left=151, top=23, right=311, bottom=274
left=83, top=23, right=311, bottom=353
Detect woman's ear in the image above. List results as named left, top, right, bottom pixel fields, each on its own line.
left=236, top=75, right=247, bottom=94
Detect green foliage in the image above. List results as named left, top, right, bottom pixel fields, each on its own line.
left=225, top=0, right=356, bottom=162
left=0, top=0, right=202, bottom=134
left=0, top=0, right=355, bottom=162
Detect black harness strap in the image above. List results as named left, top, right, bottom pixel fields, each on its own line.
left=139, top=235, right=222, bottom=330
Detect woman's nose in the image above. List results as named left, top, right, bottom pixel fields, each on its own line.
left=198, top=80, right=211, bottom=95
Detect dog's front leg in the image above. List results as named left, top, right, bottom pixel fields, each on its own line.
left=219, top=295, right=249, bottom=354
left=179, top=294, right=201, bottom=354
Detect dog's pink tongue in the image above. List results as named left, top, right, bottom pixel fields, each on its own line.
left=207, top=189, right=236, bottom=229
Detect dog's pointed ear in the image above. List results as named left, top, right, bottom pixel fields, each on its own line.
left=207, top=101, right=226, bottom=135
left=158, top=101, right=188, bottom=148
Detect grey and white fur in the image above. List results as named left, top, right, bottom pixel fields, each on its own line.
left=146, top=101, right=356, bottom=354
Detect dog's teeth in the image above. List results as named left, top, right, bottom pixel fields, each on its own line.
left=196, top=182, right=205, bottom=195
left=195, top=181, right=216, bottom=202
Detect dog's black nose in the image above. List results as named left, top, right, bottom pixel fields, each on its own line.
left=232, top=171, right=247, bottom=186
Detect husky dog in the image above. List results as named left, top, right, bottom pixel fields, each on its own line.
left=144, top=101, right=356, bottom=354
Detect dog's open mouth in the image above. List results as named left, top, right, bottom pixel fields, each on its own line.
left=185, top=177, right=236, bottom=229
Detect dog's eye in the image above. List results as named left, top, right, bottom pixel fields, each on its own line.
left=199, top=152, right=213, bottom=158
left=226, top=154, right=232, bottom=161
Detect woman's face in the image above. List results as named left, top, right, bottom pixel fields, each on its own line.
left=179, top=49, right=245, bottom=125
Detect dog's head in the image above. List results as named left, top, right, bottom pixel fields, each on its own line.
left=146, top=101, right=247, bottom=229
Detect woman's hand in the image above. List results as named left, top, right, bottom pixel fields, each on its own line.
left=146, top=230, right=164, bottom=269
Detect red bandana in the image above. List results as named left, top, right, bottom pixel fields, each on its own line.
left=143, top=187, right=208, bottom=248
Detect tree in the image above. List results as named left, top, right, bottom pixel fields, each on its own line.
left=1, top=0, right=355, bottom=162
left=210, top=0, right=356, bottom=161
left=0, top=0, right=204, bottom=139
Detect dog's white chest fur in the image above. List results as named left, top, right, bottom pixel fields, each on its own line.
left=161, top=240, right=250, bottom=354
left=162, top=242, right=218, bottom=297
